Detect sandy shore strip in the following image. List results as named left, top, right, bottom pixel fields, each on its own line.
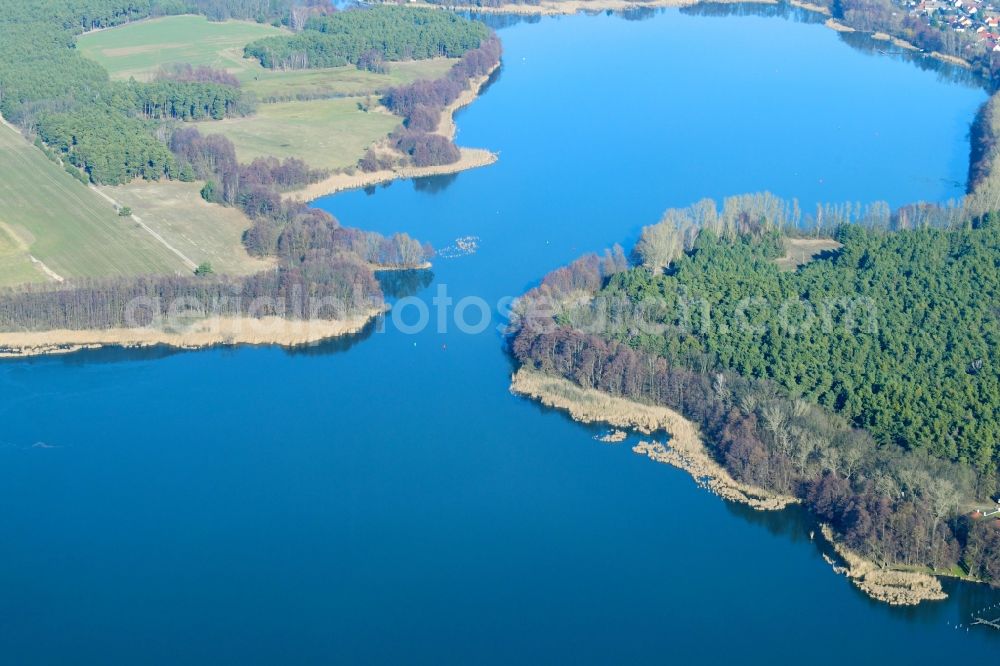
left=928, top=50, right=972, bottom=68
left=438, top=67, right=496, bottom=139
left=872, top=31, right=917, bottom=50
left=288, top=148, right=496, bottom=202
left=510, top=368, right=798, bottom=510
left=825, top=19, right=972, bottom=68
left=788, top=0, right=830, bottom=14
left=869, top=31, right=972, bottom=68
left=0, top=310, right=383, bottom=358
left=288, top=65, right=500, bottom=202
left=511, top=369, right=954, bottom=605
left=819, top=525, right=948, bottom=605
left=824, top=18, right=854, bottom=32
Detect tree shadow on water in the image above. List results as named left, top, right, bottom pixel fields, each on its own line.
left=375, top=268, right=435, bottom=299
left=721, top=496, right=818, bottom=544
left=413, top=172, right=459, bottom=195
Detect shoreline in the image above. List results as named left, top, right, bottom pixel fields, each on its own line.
left=288, top=148, right=497, bottom=202
left=819, top=525, right=949, bottom=606
left=397, top=0, right=828, bottom=17
left=401, top=0, right=778, bottom=17
left=370, top=261, right=433, bottom=271
left=288, top=65, right=500, bottom=202
left=510, top=368, right=798, bottom=511
left=0, top=310, right=383, bottom=359
left=788, top=0, right=829, bottom=13
left=404, top=0, right=975, bottom=70
left=824, top=18, right=973, bottom=69
left=510, top=368, right=959, bottom=605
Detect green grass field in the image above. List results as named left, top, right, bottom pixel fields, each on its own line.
left=99, top=180, right=271, bottom=277
left=243, top=58, right=457, bottom=100
left=77, top=14, right=286, bottom=81
left=0, top=222, right=42, bottom=286
left=77, top=14, right=455, bottom=101
left=0, top=123, right=188, bottom=287
left=195, top=97, right=402, bottom=171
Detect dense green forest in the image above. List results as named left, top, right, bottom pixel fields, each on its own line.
left=130, top=80, right=252, bottom=120
left=510, top=196, right=1000, bottom=583
left=607, top=205, right=999, bottom=473
left=244, top=6, right=490, bottom=69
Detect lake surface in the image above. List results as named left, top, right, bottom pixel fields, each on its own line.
left=1, top=6, right=998, bottom=663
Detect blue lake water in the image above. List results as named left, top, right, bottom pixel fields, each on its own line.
left=1, top=6, right=998, bottom=663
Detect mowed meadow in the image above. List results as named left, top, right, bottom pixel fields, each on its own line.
left=76, top=15, right=286, bottom=82
left=0, top=122, right=186, bottom=287
left=97, top=180, right=272, bottom=277
left=0, top=221, right=45, bottom=288
left=244, top=58, right=455, bottom=102
left=193, top=98, right=402, bottom=171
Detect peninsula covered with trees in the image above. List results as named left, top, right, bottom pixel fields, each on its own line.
left=509, top=195, right=1000, bottom=599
